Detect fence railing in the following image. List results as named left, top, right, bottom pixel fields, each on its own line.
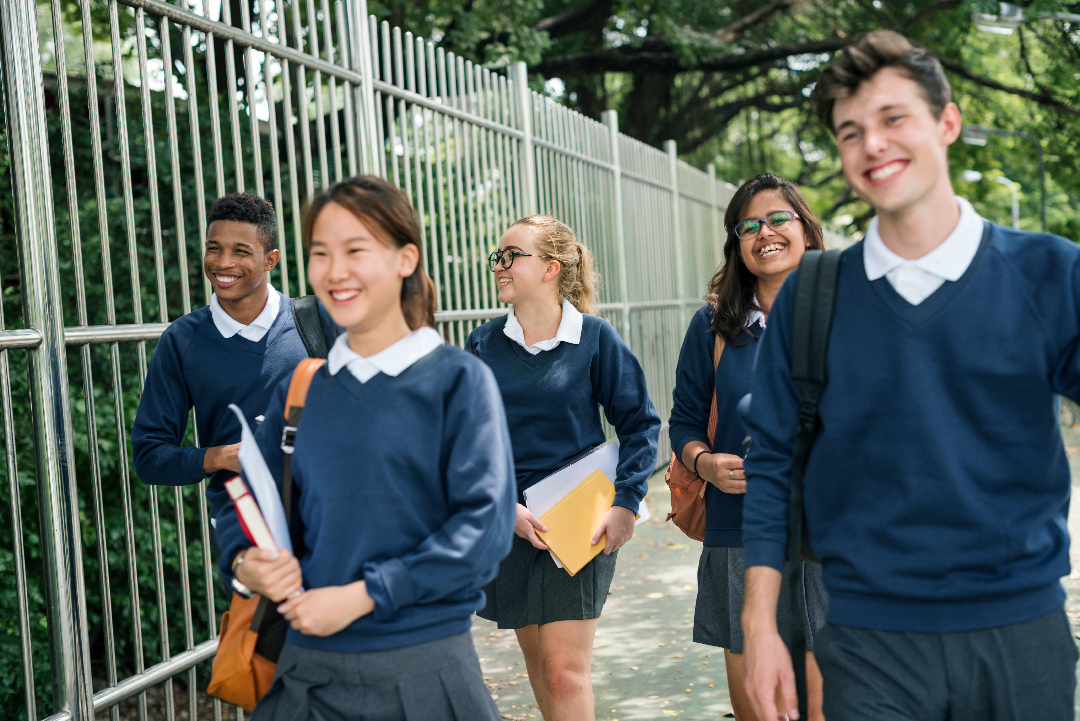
left=0, top=0, right=735, bottom=719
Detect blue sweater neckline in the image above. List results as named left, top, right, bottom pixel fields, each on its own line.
left=861, top=222, right=991, bottom=327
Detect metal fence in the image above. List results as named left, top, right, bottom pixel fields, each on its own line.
left=0, top=0, right=737, bottom=718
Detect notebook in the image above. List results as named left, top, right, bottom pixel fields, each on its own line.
left=535, top=469, right=617, bottom=576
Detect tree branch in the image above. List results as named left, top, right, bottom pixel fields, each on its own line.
left=897, top=0, right=962, bottom=32
left=712, top=0, right=810, bottom=42
left=935, top=54, right=1080, bottom=118
left=534, top=0, right=613, bottom=39
left=533, top=37, right=848, bottom=77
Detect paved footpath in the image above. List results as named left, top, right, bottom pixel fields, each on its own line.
left=474, top=415, right=1080, bottom=721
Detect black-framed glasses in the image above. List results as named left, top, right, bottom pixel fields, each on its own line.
left=734, top=210, right=801, bottom=240
left=488, top=249, right=534, bottom=272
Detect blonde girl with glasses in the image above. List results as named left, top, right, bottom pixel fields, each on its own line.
left=467, top=215, right=662, bottom=720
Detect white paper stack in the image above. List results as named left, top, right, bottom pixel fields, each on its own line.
left=228, top=404, right=294, bottom=555
left=523, top=441, right=651, bottom=567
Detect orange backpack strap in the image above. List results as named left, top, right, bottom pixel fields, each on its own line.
left=283, top=357, right=326, bottom=428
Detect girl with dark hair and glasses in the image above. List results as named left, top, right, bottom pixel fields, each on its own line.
left=467, top=215, right=661, bottom=721
left=668, top=173, right=829, bottom=721
left=215, top=176, right=515, bottom=720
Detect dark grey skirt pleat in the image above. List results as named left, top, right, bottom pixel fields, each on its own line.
left=693, top=546, right=828, bottom=654
left=477, top=534, right=618, bottom=629
left=251, top=631, right=499, bottom=721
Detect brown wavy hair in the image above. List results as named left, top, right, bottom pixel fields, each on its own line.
left=510, top=215, right=599, bottom=315
left=302, top=176, right=436, bottom=329
left=705, top=173, right=824, bottom=344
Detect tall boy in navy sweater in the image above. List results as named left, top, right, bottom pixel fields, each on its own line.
left=741, top=31, right=1079, bottom=721
left=133, top=193, right=337, bottom=568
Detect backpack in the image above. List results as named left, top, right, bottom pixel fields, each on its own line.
left=786, top=248, right=841, bottom=718
left=291, top=295, right=329, bottom=359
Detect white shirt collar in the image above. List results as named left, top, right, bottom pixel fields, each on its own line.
left=503, top=299, right=584, bottom=355
left=864, top=196, right=985, bottom=282
left=327, top=327, right=444, bottom=383
left=746, top=295, right=766, bottom=330
left=209, top=285, right=281, bottom=341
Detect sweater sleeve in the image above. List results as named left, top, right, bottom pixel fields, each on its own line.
left=362, top=359, right=516, bottom=622
left=669, top=306, right=715, bottom=463
left=215, top=373, right=295, bottom=587
left=1051, top=247, right=1080, bottom=403
left=593, top=321, right=662, bottom=512
left=742, top=276, right=801, bottom=572
left=132, top=324, right=207, bottom=487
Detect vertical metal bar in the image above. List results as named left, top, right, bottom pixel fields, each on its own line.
left=708, top=163, right=723, bottom=264
left=280, top=53, right=306, bottom=295
left=306, top=0, right=329, bottom=189
left=107, top=6, right=149, bottom=719
left=321, top=0, right=343, bottom=182
left=511, top=62, right=536, bottom=217
left=0, top=0, right=92, bottom=716
left=238, top=0, right=264, bottom=197
left=417, top=40, right=439, bottom=301
left=369, top=15, right=387, bottom=178
left=160, top=17, right=192, bottom=315
left=292, top=0, right=316, bottom=203
left=260, top=11, right=289, bottom=296
left=337, top=0, right=357, bottom=176
left=602, top=111, right=631, bottom=340
left=221, top=0, right=246, bottom=190
left=665, top=139, right=686, bottom=326
left=394, top=29, right=413, bottom=204
left=181, top=4, right=211, bottom=307
left=135, top=10, right=169, bottom=323
left=204, top=22, right=227, bottom=202
left=352, top=0, right=379, bottom=174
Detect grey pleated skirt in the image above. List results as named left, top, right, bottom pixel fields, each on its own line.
left=693, top=546, right=828, bottom=654
left=251, top=631, right=500, bottom=721
left=477, top=534, right=618, bottom=629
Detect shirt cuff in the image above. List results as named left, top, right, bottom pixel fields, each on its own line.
left=743, top=538, right=788, bottom=572
left=363, top=558, right=415, bottom=623
left=613, top=485, right=645, bottom=514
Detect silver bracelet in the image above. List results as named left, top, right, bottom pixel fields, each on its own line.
left=231, top=575, right=255, bottom=599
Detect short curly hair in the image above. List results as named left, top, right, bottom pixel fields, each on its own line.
left=811, top=30, right=952, bottom=133
left=207, top=192, right=278, bottom=253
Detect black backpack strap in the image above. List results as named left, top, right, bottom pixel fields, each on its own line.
left=786, top=248, right=841, bottom=718
left=291, top=295, right=329, bottom=359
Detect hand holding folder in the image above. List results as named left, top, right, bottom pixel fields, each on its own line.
left=534, top=470, right=617, bottom=576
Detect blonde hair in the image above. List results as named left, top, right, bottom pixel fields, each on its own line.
left=510, top=215, right=599, bottom=315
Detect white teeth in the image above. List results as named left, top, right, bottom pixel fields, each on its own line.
left=869, top=162, right=904, bottom=181
left=758, top=243, right=785, bottom=258
left=498, top=279, right=511, bottom=286
left=330, top=289, right=359, bottom=301
left=215, top=275, right=238, bottom=282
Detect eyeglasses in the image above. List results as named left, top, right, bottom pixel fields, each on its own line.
left=488, top=249, right=534, bottom=272
left=734, top=210, right=801, bottom=240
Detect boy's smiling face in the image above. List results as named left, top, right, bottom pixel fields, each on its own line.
left=204, top=220, right=278, bottom=302
left=832, top=67, right=962, bottom=217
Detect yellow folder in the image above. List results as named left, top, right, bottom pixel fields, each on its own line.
left=535, top=469, right=615, bottom=577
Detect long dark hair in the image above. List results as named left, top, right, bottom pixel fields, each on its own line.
left=302, top=176, right=436, bottom=330
left=705, top=173, right=824, bottom=344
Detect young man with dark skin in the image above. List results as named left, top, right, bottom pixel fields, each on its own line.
left=133, top=193, right=337, bottom=588
left=740, top=30, right=1079, bottom=721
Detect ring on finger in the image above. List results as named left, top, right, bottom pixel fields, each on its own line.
left=729, top=469, right=734, bottom=480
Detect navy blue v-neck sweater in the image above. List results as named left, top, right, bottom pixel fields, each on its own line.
left=132, top=293, right=340, bottom=525
left=744, top=223, right=1080, bottom=634
left=215, top=345, right=516, bottom=653
left=466, top=314, right=661, bottom=512
left=669, top=304, right=760, bottom=547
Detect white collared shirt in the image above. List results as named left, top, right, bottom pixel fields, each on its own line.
left=746, top=295, right=766, bottom=329
left=209, top=285, right=281, bottom=342
left=503, top=299, right=584, bottom=355
left=863, top=196, right=985, bottom=306
left=327, top=327, right=444, bottom=384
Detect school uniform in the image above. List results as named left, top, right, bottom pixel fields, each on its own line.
left=669, top=304, right=826, bottom=654
left=744, top=198, right=1080, bottom=720
left=215, top=328, right=515, bottom=721
left=132, top=287, right=339, bottom=552
left=466, top=300, right=662, bottom=628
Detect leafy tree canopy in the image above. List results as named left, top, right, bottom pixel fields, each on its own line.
left=372, top=0, right=1080, bottom=238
